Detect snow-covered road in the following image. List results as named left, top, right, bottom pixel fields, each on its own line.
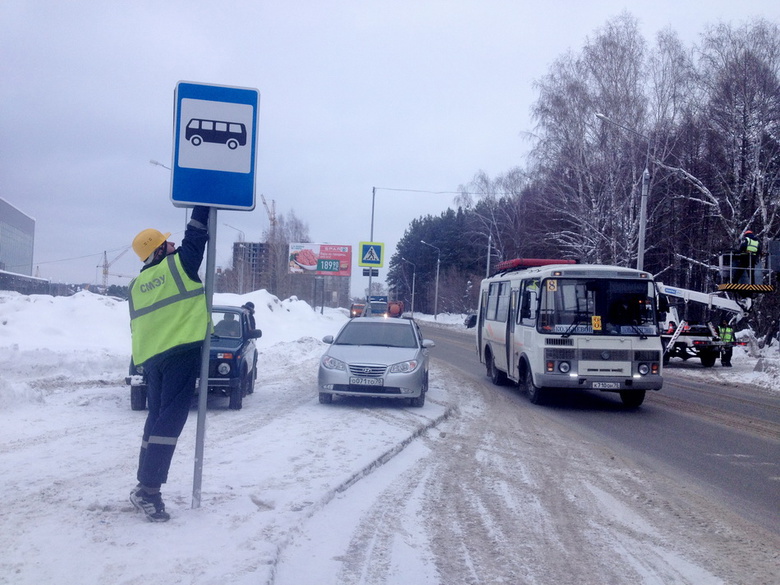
left=1, top=290, right=778, bottom=585
left=277, top=350, right=779, bottom=585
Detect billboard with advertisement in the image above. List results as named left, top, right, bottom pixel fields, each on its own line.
left=288, top=243, right=352, bottom=276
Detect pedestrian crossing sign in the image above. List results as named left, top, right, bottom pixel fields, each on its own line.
left=359, top=242, right=384, bottom=267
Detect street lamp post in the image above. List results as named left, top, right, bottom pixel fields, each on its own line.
left=595, top=113, right=650, bottom=272
left=420, top=240, right=440, bottom=320
left=364, top=187, right=377, bottom=315
left=401, top=257, right=416, bottom=317
left=486, top=233, right=492, bottom=277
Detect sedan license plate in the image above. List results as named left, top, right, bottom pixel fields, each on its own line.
left=592, top=381, right=620, bottom=389
left=350, top=376, right=383, bottom=386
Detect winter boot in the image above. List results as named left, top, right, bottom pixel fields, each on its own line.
left=130, top=486, right=170, bottom=522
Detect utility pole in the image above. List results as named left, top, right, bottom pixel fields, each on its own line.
left=420, top=240, right=441, bottom=320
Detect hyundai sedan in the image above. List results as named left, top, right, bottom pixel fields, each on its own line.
left=318, top=317, right=434, bottom=407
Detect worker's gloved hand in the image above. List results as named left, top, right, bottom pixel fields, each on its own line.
left=190, top=206, right=210, bottom=225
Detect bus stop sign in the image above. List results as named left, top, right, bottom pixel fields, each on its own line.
left=171, top=81, right=260, bottom=210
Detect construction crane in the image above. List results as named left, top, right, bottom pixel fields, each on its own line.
left=100, top=249, right=133, bottom=289
left=260, top=193, right=278, bottom=294
left=260, top=193, right=277, bottom=233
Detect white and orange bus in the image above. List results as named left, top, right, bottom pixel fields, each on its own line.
left=476, top=259, right=663, bottom=407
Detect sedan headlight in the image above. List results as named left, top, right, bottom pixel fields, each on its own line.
left=321, top=355, right=347, bottom=371
left=389, top=360, right=419, bottom=374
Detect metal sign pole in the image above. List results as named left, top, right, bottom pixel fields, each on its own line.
left=366, top=188, right=375, bottom=314
left=192, top=209, right=217, bottom=509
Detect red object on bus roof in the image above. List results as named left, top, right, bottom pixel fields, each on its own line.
left=495, top=258, right=577, bottom=271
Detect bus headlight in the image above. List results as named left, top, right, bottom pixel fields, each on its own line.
left=637, top=363, right=650, bottom=376
left=558, top=361, right=571, bottom=374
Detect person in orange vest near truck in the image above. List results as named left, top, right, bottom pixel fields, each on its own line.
left=127, top=205, right=210, bottom=522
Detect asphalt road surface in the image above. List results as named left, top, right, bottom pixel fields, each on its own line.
left=423, top=322, right=780, bottom=536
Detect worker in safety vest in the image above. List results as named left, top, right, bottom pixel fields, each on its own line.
left=719, top=320, right=735, bottom=367
left=737, top=230, right=761, bottom=284
left=127, top=205, right=210, bottom=521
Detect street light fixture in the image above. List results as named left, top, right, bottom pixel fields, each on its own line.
left=149, top=159, right=171, bottom=170
left=401, top=257, right=416, bottom=317
left=150, top=159, right=189, bottom=229
left=595, top=113, right=650, bottom=271
left=420, top=240, right=441, bottom=320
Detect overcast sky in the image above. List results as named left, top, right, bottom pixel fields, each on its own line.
left=2, top=1, right=778, bottom=298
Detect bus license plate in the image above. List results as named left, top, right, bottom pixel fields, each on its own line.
left=350, top=377, right=383, bottom=386
left=592, top=381, right=620, bottom=389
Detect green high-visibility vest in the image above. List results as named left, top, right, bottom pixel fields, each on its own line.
left=745, top=237, right=759, bottom=254
left=129, top=253, right=209, bottom=365
left=720, top=326, right=735, bottom=343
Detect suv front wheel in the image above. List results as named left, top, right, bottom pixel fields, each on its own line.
left=229, top=367, right=250, bottom=410
left=130, top=385, right=147, bottom=411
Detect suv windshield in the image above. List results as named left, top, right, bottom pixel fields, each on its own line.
left=212, top=311, right=242, bottom=338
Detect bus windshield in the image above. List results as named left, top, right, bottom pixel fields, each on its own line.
left=538, top=278, right=658, bottom=337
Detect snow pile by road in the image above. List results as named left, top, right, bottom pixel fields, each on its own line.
left=0, top=289, right=458, bottom=584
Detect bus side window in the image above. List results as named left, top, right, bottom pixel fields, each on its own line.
left=486, top=283, right=500, bottom=320
left=496, top=282, right=510, bottom=322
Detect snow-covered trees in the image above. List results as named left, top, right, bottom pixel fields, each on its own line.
left=387, top=15, right=780, bottom=331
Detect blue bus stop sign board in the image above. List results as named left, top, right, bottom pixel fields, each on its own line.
left=171, top=81, right=260, bottom=211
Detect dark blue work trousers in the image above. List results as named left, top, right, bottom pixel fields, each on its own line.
left=137, top=347, right=201, bottom=489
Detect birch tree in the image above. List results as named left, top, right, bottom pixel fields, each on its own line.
left=530, top=12, right=648, bottom=266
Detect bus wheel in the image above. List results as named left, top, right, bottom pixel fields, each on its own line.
left=524, top=368, right=545, bottom=405
left=487, top=353, right=507, bottom=386
left=620, top=390, right=645, bottom=408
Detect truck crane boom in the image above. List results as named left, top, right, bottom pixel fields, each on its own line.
left=655, top=282, right=748, bottom=321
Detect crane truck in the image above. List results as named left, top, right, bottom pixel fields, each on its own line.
left=655, top=283, right=748, bottom=367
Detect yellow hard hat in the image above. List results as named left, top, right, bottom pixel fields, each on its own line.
left=132, top=228, right=171, bottom=261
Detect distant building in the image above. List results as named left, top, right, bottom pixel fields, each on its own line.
left=220, top=240, right=350, bottom=306
left=231, top=241, right=270, bottom=293
left=0, top=198, right=35, bottom=276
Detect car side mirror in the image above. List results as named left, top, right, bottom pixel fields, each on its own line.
left=322, top=335, right=334, bottom=344
left=250, top=329, right=262, bottom=339
left=422, top=339, right=435, bottom=348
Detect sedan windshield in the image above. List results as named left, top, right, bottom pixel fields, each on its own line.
left=335, top=322, right=418, bottom=348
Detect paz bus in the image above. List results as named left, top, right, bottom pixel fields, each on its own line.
left=476, top=258, right=663, bottom=407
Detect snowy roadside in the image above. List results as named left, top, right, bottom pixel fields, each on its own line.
left=1, top=291, right=778, bottom=585
left=0, top=290, right=456, bottom=584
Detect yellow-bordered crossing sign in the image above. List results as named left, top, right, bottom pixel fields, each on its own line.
left=359, top=242, right=384, bottom=267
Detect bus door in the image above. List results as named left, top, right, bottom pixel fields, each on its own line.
left=518, top=278, right=540, bottom=368
left=506, top=287, right=520, bottom=381
left=494, top=281, right=511, bottom=372
left=477, top=288, right=487, bottom=361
